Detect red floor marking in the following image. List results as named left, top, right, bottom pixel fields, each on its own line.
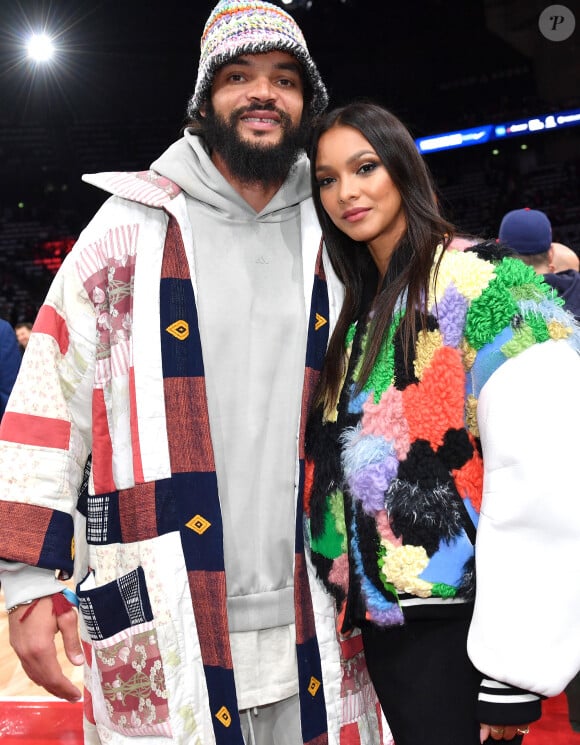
left=0, top=700, right=83, bottom=744
left=0, top=692, right=578, bottom=743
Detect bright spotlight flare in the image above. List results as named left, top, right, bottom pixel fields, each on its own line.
left=26, top=33, right=55, bottom=63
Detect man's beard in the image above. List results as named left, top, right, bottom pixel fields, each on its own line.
left=202, top=101, right=310, bottom=187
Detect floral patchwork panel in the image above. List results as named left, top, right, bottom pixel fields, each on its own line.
left=78, top=566, right=172, bottom=738
left=93, top=620, right=171, bottom=737
left=340, top=631, right=383, bottom=738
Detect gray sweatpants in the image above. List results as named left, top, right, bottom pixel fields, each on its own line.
left=240, top=694, right=303, bottom=745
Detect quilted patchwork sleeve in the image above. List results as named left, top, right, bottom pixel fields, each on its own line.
left=0, top=210, right=106, bottom=576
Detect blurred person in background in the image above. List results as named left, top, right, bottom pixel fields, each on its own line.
left=14, top=322, right=32, bottom=352
left=550, top=242, right=580, bottom=273
left=499, top=208, right=580, bottom=321
left=0, top=318, right=20, bottom=420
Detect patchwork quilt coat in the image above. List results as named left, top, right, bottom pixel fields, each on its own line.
left=0, top=171, right=388, bottom=745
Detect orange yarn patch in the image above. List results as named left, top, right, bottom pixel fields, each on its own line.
left=402, top=346, right=466, bottom=449
left=452, top=441, right=484, bottom=512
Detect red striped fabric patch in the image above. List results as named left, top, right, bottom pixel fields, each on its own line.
left=33, top=305, right=69, bottom=356
left=0, top=501, right=54, bottom=564
left=91, top=389, right=114, bottom=493
left=0, top=411, right=70, bottom=449
left=118, top=482, right=157, bottom=543
left=128, top=367, right=144, bottom=483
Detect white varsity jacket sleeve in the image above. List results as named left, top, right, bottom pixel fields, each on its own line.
left=468, top=339, right=580, bottom=710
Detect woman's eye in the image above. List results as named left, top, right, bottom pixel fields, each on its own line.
left=358, top=162, right=378, bottom=175
left=317, top=177, right=334, bottom=188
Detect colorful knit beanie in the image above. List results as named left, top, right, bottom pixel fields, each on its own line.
left=187, top=0, right=328, bottom=119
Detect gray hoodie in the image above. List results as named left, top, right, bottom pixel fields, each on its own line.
left=151, top=132, right=309, bottom=633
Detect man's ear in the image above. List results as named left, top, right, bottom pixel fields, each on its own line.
left=547, top=244, right=556, bottom=272
left=199, top=102, right=207, bottom=118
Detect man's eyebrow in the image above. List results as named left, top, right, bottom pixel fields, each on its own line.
left=275, top=61, right=302, bottom=75
left=219, top=57, right=301, bottom=75
left=221, top=56, right=251, bottom=68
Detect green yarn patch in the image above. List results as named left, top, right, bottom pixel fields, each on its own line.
left=465, top=257, right=550, bottom=350
left=431, top=582, right=457, bottom=598
left=377, top=543, right=401, bottom=601
left=346, top=322, right=357, bottom=348
left=498, top=257, right=547, bottom=293
left=353, top=309, right=404, bottom=403
left=351, top=327, right=368, bottom=382
left=466, top=263, right=518, bottom=349
left=501, top=324, right=536, bottom=358
left=525, top=311, right=551, bottom=343
left=310, top=490, right=346, bottom=559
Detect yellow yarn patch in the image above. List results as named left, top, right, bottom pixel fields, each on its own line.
left=323, top=345, right=352, bottom=423
left=465, top=394, right=479, bottom=438
left=429, top=248, right=496, bottom=310
left=461, top=339, right=477, bottom=371
left=381, top=542, right=432, bottom=598
left=414, top=329, right=443, bottom=380
left=548, top=320, right=573, bottom=340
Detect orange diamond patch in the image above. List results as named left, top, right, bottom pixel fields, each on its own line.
left=216, top=706, right=232, bottom=727
left=186, top=514, right=211, bottom=535
left=166, top=320, right=190, bottom=340
left=308, top=676, right=321, bottom=696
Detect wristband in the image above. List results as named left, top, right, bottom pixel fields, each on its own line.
left=62, top=587, right=79, bottom=607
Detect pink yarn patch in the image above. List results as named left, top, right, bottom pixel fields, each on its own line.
left=362, top=386, right=410, bottom=460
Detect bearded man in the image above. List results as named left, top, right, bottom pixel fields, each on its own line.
left=0, top=2, right=391, bottom=744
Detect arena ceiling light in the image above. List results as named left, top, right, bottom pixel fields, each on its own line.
left=25, top=32, right=56, bottom=63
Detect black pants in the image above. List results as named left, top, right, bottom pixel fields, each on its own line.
left=566, top=671, right=580, bottom=729
left=361, top=616, right=524, bottom=745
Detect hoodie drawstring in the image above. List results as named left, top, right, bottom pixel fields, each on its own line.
left=244, top=707, right=259, bottom=745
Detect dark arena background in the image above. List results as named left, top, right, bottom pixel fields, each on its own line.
left=0, top=0, right=579, bottom=326
left=1, top=3, right=580, bottom=742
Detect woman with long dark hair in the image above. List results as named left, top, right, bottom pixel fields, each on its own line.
left=305, top=102, right=580, bottom=745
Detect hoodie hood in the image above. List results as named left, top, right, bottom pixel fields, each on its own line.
left=150, top=129, right=311, bottom=221
left=544, top=270, right=580, bottom=321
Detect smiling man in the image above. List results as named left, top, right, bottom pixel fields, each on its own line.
left=0, top=2, right=391, bottom=745
left=201, top=50, right=309, bottom=192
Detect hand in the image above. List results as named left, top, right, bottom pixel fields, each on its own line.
left=480, top=723, right=531, bottom=742
left=8, top=595, right=84, bottom=702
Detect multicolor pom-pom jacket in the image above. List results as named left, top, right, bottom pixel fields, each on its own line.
left=305, top=244, right=580, bottom=704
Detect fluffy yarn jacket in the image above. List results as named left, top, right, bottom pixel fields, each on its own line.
left=305, top=245, right=580, bottom=726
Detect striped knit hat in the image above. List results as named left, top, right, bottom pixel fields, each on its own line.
left=187, top=0, right=328, bottom=119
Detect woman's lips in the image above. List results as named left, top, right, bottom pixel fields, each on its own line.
left=342, top=207, right=370, bottom=222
